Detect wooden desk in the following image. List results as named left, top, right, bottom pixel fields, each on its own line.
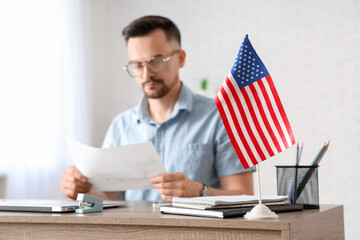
left=0, top=203, right=344, bottom=240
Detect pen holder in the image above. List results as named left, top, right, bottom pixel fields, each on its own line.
left=276, top=165, right=319, bottom=209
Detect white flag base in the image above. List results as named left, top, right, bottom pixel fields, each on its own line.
left=244, top=203, right=279, bottom=220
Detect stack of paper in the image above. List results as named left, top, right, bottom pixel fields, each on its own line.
left=160, top=195, right=304, bottom=219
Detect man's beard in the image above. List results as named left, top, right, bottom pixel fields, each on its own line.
left=142, top=79, right=170, bottom=99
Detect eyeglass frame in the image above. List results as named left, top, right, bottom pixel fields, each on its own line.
left=123, top=50, right=181, bottom=78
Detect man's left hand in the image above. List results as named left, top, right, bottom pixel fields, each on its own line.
left=150, top=172, right=203, bottom=200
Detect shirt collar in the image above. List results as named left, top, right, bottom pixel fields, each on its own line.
left=136, top=83, right=194, bottom=124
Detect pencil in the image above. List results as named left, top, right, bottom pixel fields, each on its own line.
left=311, top=140, right=330, bottom=166
left=294, top=140, right=330, bottom=202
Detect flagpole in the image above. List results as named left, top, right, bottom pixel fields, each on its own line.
left=244, top=162, right=278, bottom=219
left=256, top=164, right=262, bottom=206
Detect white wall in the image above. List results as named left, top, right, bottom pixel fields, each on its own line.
left=87, top=0, right=360, bottom=238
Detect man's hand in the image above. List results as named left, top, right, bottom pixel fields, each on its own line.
left=150, top=172, right=203, bottom=200
left=61, top=166, right=92, bottom=200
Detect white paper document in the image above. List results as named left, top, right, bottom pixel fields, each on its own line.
left=66, top=138, right=166, bottom=191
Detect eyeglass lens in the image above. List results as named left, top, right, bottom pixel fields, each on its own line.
left=125, top=50, right=179, bottom=77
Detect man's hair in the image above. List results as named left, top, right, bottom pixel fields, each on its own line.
left=122, top=15, right=181, bottom=46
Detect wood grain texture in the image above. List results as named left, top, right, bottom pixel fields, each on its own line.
left=0, top=203, right=344, bottom=240
left=0, top=223, right=284, bottom=240
left=290, top=205, right=344, bottom=239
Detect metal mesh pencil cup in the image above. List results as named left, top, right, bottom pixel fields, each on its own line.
left=276, top=165, right=319, bottom=208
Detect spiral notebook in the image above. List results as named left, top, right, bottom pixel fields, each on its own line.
left=172, top=195, right=288, bottom=209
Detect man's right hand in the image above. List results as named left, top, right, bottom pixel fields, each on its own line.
left=61, top=166, right=92, bottom=200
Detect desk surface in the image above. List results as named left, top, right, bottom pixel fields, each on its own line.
left=0, top=202, right=344, bottom=240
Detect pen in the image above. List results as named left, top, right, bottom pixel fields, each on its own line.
left=297, top=142, right=303, bottom=165
left=289, top=143, right=302, bottom=203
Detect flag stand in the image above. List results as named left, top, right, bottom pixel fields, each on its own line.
left=244, top=164, right=278, bottom=219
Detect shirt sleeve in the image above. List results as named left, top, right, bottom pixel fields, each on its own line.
left=101, top=117, right=119, bottom=148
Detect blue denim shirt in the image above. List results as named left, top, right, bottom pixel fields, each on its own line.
left=102, top=83, right=253, bottom=201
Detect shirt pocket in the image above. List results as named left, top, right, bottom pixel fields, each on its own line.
left=168, top=143, right=214, bottom=180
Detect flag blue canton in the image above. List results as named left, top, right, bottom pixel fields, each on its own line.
left=230, top=35, right=269, bottom=89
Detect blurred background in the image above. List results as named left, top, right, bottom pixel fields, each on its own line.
left=0, top=0, right=359, bottom=238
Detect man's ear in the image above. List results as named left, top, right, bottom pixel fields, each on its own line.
left=178, top=50, right=186, bottom=68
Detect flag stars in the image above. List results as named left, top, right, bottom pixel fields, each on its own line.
left=232, top=43, right=269, bottom=82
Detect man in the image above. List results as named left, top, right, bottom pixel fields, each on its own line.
left=61, top=16, right=254, bottom=201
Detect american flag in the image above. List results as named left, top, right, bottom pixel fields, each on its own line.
left=215, top=35, right=295, bottom=169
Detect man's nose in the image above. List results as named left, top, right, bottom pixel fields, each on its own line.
left=142, top=64, right=155, bottom=79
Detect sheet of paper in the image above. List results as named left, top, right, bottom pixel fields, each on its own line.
left=65, top=137, right=166, bottom=191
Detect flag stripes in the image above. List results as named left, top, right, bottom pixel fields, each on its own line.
left=265, top=75, right=295, bottom=146
left=215, top=73, right=295, bottom=169
left=215, top=95, right=249, bottom=169
left=224, top=77, right=266, bottom=162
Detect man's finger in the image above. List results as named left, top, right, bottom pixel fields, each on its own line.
left=152, top=181, right=177, bottom=189
left=62, top=179, right=91, bottom=192
left=150, top=172, right=181, bottom=183
left=67, top=166, right=88, bottom=183
left=61, top=188, right=78, bottom=200
left=161, top=194, right=173, bottom=201
left=62, top=173, right=91, bottom=189
left=158, top=188, right=176, bottom=196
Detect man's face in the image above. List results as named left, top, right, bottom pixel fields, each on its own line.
left=126, top=29, right=185, bottom=99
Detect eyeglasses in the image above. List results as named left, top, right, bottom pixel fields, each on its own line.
left=123, top=50, right=180, bottom=77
